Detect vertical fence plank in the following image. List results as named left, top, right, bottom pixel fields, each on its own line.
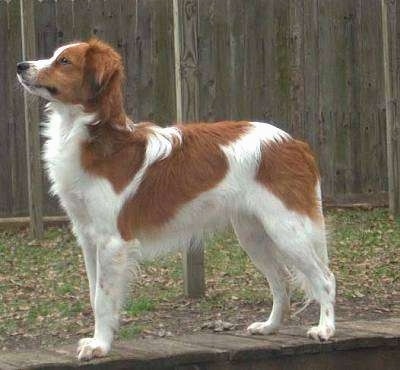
left=346, top=0, right=362, bottom=194
left=120, top=0, right=138, bottom=118
left=273, top=0, right=290, bottom=129
left=174, top=0, right=205, bottom=298
left=55, top=0, right=75, bottom=45
left=213, top=0, right=230, bottom=121
left=227, top=0, right=245, bottom=120
left=360, top=0, right=385, bottom=196
left=0, top=0, right=28, bottom=217
left=9, top=1, right=27, bottom=216
left=20, top=0, right=43, bottom=237
left=35, top=0, right=59, bottom=216
left=179, top=0, right=200, bottom=123
left=289, top=0, right=305, bottom=138
left=382, top=0, right=400, bottom=216
left=72, top=0, right=93, bottom=40
left=0, top=1, right=12, bottom=217
left=303, top=0, right=319, bottom=151
left=198, top=0, right=217, bottom=122
left=332, top=0, right=350, bottom=196
left=152, top=0, right=176, bottom=124
left=318, top=0, right=336, bottom=198
left=243, top=0, right=264, bottom=121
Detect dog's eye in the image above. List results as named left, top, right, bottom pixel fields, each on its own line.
left=59, top=57, right=71, bottom=65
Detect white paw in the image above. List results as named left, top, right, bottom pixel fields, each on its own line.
left=307, top=325, right=335, bottom=341
left=77, top=337, right=110, bottom=361
left=247, top=321, right=279, bottom=335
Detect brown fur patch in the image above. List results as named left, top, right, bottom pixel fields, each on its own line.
left=256, top=139, right=321, bottom=222
left=83, top=39, right=126, bottom=127
left=117, top=121, right=250, bottom=241
left=81, top=123, right=149, bottom=193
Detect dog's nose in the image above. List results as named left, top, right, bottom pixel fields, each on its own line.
left=17, top=62, right=30, bottom=74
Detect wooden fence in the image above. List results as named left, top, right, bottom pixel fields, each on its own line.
left=0, top=0, right=392, bottom=220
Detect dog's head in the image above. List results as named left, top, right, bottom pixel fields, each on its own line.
left=17, top=39, right=123, bottom=109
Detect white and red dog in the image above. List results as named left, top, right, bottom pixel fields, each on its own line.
left=17, top=39, right=335, bottom=360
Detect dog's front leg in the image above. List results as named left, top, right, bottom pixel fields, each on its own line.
left=74, top=228, right=97, bottom=311
left=77, top=236, right=129, bottom=361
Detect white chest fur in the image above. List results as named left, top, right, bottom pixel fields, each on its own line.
left=42, top=103, right=121, bottom=233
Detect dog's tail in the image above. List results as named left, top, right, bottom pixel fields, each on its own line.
left=291, top=181, right=329, bottom=315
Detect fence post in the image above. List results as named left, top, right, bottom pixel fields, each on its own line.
left=382, top=0, right=400, bottom=217
left=173, top=0, right=205, bottom=297
left=20, top=0, right=44, bottom=238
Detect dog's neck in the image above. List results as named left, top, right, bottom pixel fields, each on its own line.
left=45, top=84, right=132, bottom=141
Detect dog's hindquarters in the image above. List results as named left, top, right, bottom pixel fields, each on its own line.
left=235, top=179, right=335, bottom=340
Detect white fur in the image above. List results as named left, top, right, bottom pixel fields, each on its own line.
left=40, top=102, right=335, bottom=360
left=32, top=43, right=84, bottom=69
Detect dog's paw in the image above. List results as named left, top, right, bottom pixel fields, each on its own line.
left=247, top=321, right=279, bottom=335
left=307, top=325, right=335, bottom=342
left=77, top=337, right=110, bottom=361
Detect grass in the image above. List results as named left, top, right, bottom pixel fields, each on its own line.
left=0, top=208, right=399, bottom=350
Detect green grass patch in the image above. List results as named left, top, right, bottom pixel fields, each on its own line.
left=124, top=298, right=155, bottom=316
left=0, top=209, right=399, bottom=349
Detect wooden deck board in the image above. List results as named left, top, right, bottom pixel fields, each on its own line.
left=0, top=319, right=399, bottom=369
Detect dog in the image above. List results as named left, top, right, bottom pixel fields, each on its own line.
left=17, top=39, right=335, bottom=361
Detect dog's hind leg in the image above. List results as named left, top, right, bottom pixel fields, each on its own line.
left=255, top=206, right=336, bottom=341
left=232, top=214, right=290, bottom=335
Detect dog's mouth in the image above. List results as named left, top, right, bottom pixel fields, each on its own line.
left=34, top=84, right=58, bottom=95
left=18, top=76, right=58, bottom=95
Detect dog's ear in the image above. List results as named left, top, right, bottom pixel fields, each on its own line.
left=84, top=39, right=123, bottom=101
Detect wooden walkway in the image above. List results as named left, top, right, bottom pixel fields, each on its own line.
left=0, top=318, right=399, bottom=369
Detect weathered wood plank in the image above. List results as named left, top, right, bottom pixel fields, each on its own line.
left=0, top=0, right=28, bottom=218
left=34, top=0, right=61, bottom=217
left=171, top=333, right=282, bottom=362
left=227, top=0, right=246, bottom=120
left=213, top=0, right=230, bottom=121
left=182, top=237, right=205, bottom=298
left=382, top=0, right=400, bottom=216
left=174, top=0, right=205, bottom=298
left=318, top=0, right=336, bottom=198
left=360, top=0, right=385, bottom=196
left=0, top=216, right=69, bottom=231
left=243, top=0, right=265, bottom=121
left=289, top=0, right=305, bottom=139
left=137, top=0, right=154, bottom=122
left=89, top=0, right=106, bottom=40
left=71, top=0, right=92, bottom=40
left=197, top=0, right=217, bottom=122
left=1, top=319, right=400, bottom=369
left=0, top=0, right=12, bottom=217
left=152, top=0, right=176, bottom=124
left=55, top=0, right=75, bottom=45
left=20, top=0, right=44, bottom=238
left=346, top=0, right=362, bottom=194
left=273, top=0, right=290, bottom=130
left=178, top=0, right=200, bottom=123
left=303, top=0, right=319, bottom=151
left=331, top=0, right=350, bottom=196
left=120, top=0, right=138, bottom=119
